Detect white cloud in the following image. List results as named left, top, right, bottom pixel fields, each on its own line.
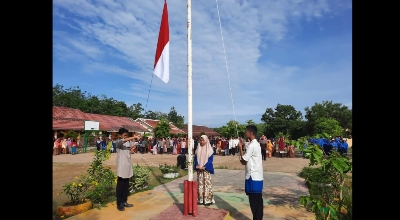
left=53, top=0, right=352, bottom=127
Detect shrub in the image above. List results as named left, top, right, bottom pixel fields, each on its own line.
left=295, top=134, right=352, bottom=220
left=129, top=164, right=151, bottom=193
left=62, top=174, right=91, bottom=205
left=159, top=163, right=181, bottom=174
left=85, top=150, right=116, bottom=204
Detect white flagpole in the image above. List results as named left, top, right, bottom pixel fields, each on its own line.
left=187, top=0, right=193, bottom=182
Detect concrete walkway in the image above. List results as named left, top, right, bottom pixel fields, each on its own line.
left=67, top=170, right=314, bottom=220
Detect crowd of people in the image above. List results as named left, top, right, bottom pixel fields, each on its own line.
left=53, top=133, right=350, bottom=160
left=53, top=128, right=350, bottom=220
left=305, top=136, right=349, bottom=156
left=53, top=134, right=78, bottom=155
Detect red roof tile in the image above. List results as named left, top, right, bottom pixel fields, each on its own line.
left=85, top=113, right=147, bottom=132
left=52, top=106, right=148, bottom=132
left=183, top=124, right=221, bottom=136
left=53, top=118, right=85, bottom=130
left=136, top=118, right=186, bottom=134
left=53, top=106, right=92, bottom=120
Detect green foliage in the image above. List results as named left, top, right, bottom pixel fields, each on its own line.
left=200, top=131, right=206, bottom=136
left=62, top=175, right=91, bottom=205
left=85, top=150, right=116, bottom=204
left=158, top=163, right=181, bottom=174
left=65, top=130, right=79, bottom=139
left=53, top=84, right=186, bottom=122
left=294, top=134, right=352, bottom=220
left=314, top=118, right=343, bottom=137
left=153, top=119, right=171, bottom=138
left=143, top=110, right=167, bottom=120
left=167, top=106, right=185, bottom=129
left=304, top=101, right=352, bottom=137
left=261, top=104, right=305, bottom=139
left=61, top=150, right=116, bottom=205
left=129, top=164, right=151, bottom=192
left=217, top=120, right=246, bottom=138
left=215, top=165, right=228, bottom=169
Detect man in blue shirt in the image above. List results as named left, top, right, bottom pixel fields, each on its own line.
left=340, top=138, right=349, bottom=156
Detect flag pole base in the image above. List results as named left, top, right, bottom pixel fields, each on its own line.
left=183, top=180, right=198, bottom=217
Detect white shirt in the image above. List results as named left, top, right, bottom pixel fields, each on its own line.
left=229, top=139, right=234, bottom=149
left=242, top=139, right=263, bottom=181
left=233, top=139, right=239, bottom=148
left=181, top=141, right=186, bottom=149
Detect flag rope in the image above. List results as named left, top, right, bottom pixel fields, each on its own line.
left=215, top=0, right=239, bottom=137
left=144, top=72, right=155, bottom=115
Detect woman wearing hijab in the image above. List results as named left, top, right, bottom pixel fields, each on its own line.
left=61, top=138, right=68, bottom=154
left=172, top=138, right=178, bottom=155
left=194, top=135, right=215, bottom=206
left=267, top=140, right=273, bottom=158
left=66, top=138, right=71, bottom=154
left=278, top=136, right=286, bottom=158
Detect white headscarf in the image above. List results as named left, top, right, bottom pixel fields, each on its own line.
left=195, top=135, right=214, bottom=167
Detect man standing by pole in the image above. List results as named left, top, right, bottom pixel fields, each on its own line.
left=237, top=125, right=264, bottom=220
left=115, top=128, right=141, bottom=211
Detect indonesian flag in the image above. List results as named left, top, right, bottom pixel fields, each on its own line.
left=153, top=1, right=169, bottom=83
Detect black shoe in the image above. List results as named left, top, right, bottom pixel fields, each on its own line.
left=117, top=204, right=125, bottom=211
left=204, top=203, right=211, bottom=206
left=122, top=202, right=133, bottom=207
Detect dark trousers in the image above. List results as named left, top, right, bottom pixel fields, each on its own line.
left=248, top=193, right=263, bottom=220
left=116, top=177, right=130, bottom=205
left=261, top=149, right=266, bottom=160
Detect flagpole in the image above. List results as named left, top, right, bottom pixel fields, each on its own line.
left=187, top=0, right=193, bottom=182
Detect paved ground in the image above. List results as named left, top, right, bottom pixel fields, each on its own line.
left=65, top=169, right=314, bottom=220
left=54, top=150, right=319, bottom=220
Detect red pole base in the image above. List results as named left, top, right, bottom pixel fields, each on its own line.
left=189, top=181, right=193, bottom=214
left=184, top=180, right=198, bottom=217
left=184, top=180, right=189, bottom=216
left=192, top=181, right=198, bottom=217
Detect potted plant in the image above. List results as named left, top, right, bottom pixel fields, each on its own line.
left=56, top=174, right=93, bottom=218
left=159, top=163, right=181, bottom=178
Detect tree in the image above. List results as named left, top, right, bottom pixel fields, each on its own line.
left=314, top=118, right=343, bottom=137
left=245, top=120, right=264, bottom=137
left=304, top=101, right=352, bottom=137
left=246, top=119, right=255, bottom=125
left=153, top=119, right=171, bottom=138
left=217, top=120, right=246, bottom=138
left=53, top=84, right=87, bottom=109
left=143, top=110, right=167, bottom=120
left=167, top=107, right=185, bottom=128
left=261, top=104, right=303, bottom=139
left=127, top=103, right=144, bottom=119
left=65, top=130, right=79, bottom=140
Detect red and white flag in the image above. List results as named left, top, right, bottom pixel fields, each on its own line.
left=153, top=0, right=169, bottom=83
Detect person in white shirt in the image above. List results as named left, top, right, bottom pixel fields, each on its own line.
left=181, top=138, right=187, bottom=154
left=228, top=137, right=234, bottom=156
left=238, top=125, right=264, bottom=220
left=233, top=137, right=239, bottom=154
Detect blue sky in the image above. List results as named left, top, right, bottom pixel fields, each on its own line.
left=53, top=0, right=352, bottom=128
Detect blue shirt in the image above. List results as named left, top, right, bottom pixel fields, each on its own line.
left=194, top=154, right=214, bottom=174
